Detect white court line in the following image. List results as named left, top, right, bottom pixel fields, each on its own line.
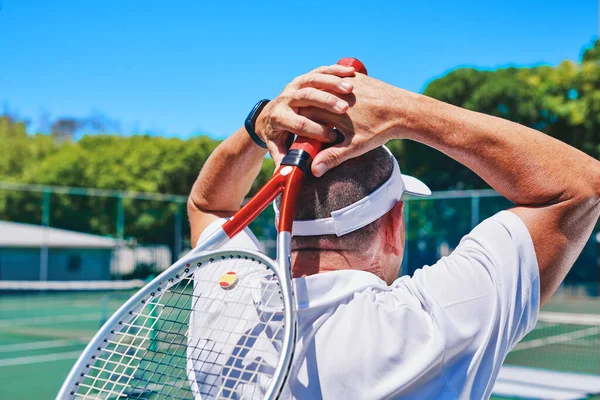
left=533, top=321, right=559, bottom=329
left=0, top=313, right=102, bottom=328
left=537, top=312, right=600, bottom=325
left=0, top=338, right=89, bottom=353
left=513, top=326, right=600, bottom=351
left=0, top=351, right=82, bottom=367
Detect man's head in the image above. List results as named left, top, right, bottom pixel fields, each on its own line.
left=287, top=146, right=406, bottom=284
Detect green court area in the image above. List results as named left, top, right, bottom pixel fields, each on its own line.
left=1, top=288, right=599, bottom=399
left=0, top=288, right=136, bottom=399
left=505, top=297, right=600, bottom=375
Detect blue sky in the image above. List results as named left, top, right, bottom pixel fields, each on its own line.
left=0, top=0, right=597, bottom=139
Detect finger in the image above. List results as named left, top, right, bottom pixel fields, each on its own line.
left=298, top=106, right=342, bottom=125
left=311, top=138, right=361, bottom=177
left=266, top=140, right=286, bottom=167
left=272, top=109, right=337, bottom=141
left=293, top=73, right=353, bottom=94
left=311, top=64, right=356, bottom=77
left=289, top=88, right=349, bottom=114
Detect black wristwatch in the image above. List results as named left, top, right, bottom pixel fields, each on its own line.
left=244, top=99, right=270, bottom=149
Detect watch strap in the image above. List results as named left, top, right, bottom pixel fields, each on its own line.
left=245, top=99, right=270, bottom=149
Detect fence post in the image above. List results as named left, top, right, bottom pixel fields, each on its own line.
left=174, top=202, right=183, bottom=262
left=116, top=195, right=125, bottom=239
left=40, top=189, right=51, bottom=281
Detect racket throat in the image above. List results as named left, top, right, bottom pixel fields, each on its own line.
left=281, top=149, right=313, bottom=176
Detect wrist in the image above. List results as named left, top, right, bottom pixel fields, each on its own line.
left=387, top=88, right=426, bottom=141
left=254, top=101, right=273, bottom=143
left=245, top=99, right=270, bottom=149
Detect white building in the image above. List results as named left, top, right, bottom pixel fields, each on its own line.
left=0, top=221, right=121, bottom=281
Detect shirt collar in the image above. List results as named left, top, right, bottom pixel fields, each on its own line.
left=293, top=269, right=389, bottom=310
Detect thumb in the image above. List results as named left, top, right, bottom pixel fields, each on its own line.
left=266, top=140, right=286, bottom=168
left=311, top=141, right=356, bottom=177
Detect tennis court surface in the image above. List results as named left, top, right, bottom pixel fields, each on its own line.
left=1, top=282, right=599, bottom=399
left=0, top=281, right=142, bottom=399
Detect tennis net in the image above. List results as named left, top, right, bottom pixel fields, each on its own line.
left=505, top=311, right=600, bottom=375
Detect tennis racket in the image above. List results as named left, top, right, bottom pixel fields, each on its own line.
left=58, top=57, right=368, bottom=400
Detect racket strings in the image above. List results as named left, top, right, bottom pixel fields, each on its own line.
left=189, top=256, right=287, bottom=400
left=71, top=255, right=287, bottom=399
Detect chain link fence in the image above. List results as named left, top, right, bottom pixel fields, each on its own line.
left=0, top=182, right=598, bottom=295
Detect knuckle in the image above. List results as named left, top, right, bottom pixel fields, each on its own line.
left=328, top=151, right=340, bottom=166
left=306, top=73, right=318, bottom=86
left=290, top=76, right=302, bottom=86
left=325, top=75, right=338, bottom=85
left=324, top=93, right=336, bottom=105
left=298, top=88, right=311, bottom=102
left=278, top=93, right=292, bottom=105
left=293, top=118, right=308, bottom=134
left=270, top=112, right=282, bottom=125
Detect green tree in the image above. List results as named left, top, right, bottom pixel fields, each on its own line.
left=0, top=116, right=58, bottom=181
left=407, top=39, right=600, bottom=191
left=1, top=39, right=598, bottom=254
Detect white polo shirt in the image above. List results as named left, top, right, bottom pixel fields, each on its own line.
left=190, top=210, right=540, bottom=399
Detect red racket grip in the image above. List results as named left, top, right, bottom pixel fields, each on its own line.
left=338, top=57, right=368, bottom=75
left=289, top=58, right=367, bottom=160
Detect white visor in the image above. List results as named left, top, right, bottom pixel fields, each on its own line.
left=274, top=145, right=431, bottom=237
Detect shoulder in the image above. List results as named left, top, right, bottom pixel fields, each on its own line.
left=459, top=210, right=537, bottom=266
left=196, top=218, right=263, bottom=252
left=409, top=210, right=540, bottom=311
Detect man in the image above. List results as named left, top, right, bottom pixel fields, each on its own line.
left=187, top=64, right=600, bottom=399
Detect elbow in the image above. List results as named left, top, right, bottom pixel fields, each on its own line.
left=187, top=192, right=238, bottom=216
left=574, top=161, right=600, bottom=216
left=573, top=160, right=600, bottom=205
left=561, top=161, right=600, bottom=218
left=187, top=193, right=207, bottom=215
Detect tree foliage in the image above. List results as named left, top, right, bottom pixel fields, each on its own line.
left=1, top=40, right=598, bottom=252
left=413, top=39, right=600, bottom=190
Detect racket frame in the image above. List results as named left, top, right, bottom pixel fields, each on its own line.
left=59, top=57, right=368, bottom=399
left=57, top=246, right=292, bottom=399
left=58, top=147, right=311, bottom=399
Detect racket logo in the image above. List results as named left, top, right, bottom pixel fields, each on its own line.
left=219, top=271, right=239, bottom=289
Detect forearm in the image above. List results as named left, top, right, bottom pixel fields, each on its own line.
left=188, top=127, right=267, bottom=215
left=307, top=72, right=600, bottom=304
left=396, top=91, right=600, bottom=304
left=400, top=92, right=600, bottom=206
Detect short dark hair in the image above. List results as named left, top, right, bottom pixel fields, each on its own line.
left=288, top=146, right=394, bottom=252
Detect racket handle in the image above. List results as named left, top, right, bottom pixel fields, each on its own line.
left=337, top=57, right=368, bottom=75
left=288, top=136, right=322, bottom=160
left=289, top=58, right=368, bottom=161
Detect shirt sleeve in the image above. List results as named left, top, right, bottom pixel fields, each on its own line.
left=407, top=210, right=540, bottom=395
left=196, top=218, right=262, bottom=252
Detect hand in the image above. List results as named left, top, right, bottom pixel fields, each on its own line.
left=254, top=64, right=356, bottom=165
left=298, top=73, right=414, bottom=177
